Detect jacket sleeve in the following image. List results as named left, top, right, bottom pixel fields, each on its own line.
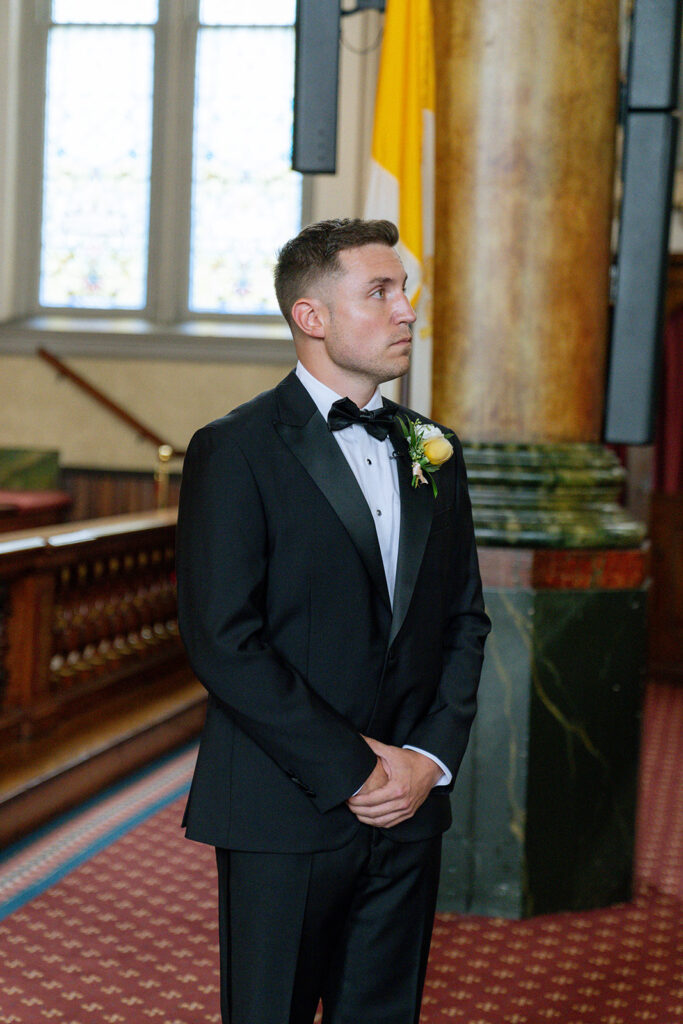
left=176, top=424, right=377, bottom=813
left=403, top=438, right=491, bottom=783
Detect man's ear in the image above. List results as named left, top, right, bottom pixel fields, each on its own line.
left=291, top=297, right=326, bottom=339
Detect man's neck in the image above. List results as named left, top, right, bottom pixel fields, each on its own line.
left=296, top=358, right=378, bottom=408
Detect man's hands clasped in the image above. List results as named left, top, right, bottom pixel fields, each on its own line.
left=346, top=736, right=442, bottom=829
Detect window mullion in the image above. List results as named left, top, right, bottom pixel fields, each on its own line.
left=13, top=1, right=50, bottom=316
left=147, top=0, right=198, bottom=325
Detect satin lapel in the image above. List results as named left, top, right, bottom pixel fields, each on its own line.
left=274, top=375, right=391, bottom=609
left=388, top=415, right=434, bottom=647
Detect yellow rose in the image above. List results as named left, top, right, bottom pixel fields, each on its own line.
left=423, top=436, right=453, bottom=466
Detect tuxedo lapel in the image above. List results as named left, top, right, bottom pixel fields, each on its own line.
left=274, top=373, right=391, bottom=609
left=387, top=412, right=434, bottom=647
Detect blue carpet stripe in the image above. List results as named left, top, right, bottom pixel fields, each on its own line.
left=0, top=780, right=190, bottom=921
left=0, top=755, right=195, bottom=886
left=0, top=740, right=198, bottom=867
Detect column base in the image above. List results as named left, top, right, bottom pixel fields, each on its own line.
left=463, top=442, right=645, bottom=547
left=438, top=546, right=647, bottom=918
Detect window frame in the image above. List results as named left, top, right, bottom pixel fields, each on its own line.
left=1, top=0, right=310, bottom=361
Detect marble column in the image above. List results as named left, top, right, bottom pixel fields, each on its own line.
left=431, top=0, right=618, bottom=443
left=430, top=1, right=648, bottom=916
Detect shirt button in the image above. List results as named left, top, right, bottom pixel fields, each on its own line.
left=376, top=509, right=382, bottom=517
left=366, top=458, right=373, bottom=465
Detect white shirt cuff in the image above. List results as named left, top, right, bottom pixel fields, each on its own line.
left=351, top=746, right=452, bottom=798
left=403, top=746, right=452, bottom=787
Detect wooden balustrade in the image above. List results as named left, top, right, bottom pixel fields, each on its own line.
left=0, top=510, right=188, bottom=744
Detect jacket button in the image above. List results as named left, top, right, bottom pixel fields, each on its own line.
left=288, top=773, right=316, bottom=799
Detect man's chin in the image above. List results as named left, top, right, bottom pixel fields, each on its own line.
left=378, top=363, right=409, bottom=383
left=390, top=353, right=411, bottom=378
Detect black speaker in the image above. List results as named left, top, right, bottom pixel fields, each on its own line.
left=604, top=0, right=682, bottom=444
left=605, top=112, right=678, bottom=443
left=292, top=0, right=341, bottom=174
left=627, top=0, right=682, bottom=110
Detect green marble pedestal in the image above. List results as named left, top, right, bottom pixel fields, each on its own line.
left=437, top=444, right=648, bottom=918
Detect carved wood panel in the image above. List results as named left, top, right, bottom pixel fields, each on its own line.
left=0, top=511, right=186, bottom=741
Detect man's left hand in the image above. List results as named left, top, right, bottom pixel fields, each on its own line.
left=346, top=737, right=442, bottom=828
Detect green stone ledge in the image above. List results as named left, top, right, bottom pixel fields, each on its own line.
left=462, top=442, right=645, bottom=548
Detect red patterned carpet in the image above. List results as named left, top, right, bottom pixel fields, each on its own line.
left=0, top=682, right=681, bottom=1024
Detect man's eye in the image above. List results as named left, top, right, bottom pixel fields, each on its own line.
left=371, top=288, right=385, bottom=298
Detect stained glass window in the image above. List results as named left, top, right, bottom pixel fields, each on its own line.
left=39, top=24, right=154, bottom=309
left=36, top=1, right=303, bottom=318
left=189, top=12, right=301, bottom=314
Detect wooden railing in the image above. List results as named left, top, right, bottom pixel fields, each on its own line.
left=37, top=348, right=185, bottom=508
left=0, top=510, right=187, bottom=743
left=37, top=348, right=185, bottom=457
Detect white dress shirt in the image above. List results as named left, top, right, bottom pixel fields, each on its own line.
left=295, top=362, right=451, bottom=787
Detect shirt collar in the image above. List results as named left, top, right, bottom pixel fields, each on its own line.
left=295, top=361, right=384, bottom=420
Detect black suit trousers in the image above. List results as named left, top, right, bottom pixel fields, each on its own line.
left=216, top=829, right=442, bottom=1024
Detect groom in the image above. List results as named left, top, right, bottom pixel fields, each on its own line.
left=176, top=218, right=490, bottom=1024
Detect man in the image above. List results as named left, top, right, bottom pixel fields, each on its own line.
left=176, top=218, right=490, bottom=1024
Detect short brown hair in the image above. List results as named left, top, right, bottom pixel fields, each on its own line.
left=274, top=218, right=399, bottom=328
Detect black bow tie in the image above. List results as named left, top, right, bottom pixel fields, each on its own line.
left=327, top=397, right=395, bottom=441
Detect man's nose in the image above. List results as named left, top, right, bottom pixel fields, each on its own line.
left=396, top=292, right=417, bottom=322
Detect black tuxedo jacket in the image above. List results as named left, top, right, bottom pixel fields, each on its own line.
left=176, top=370, right=490, bottom=852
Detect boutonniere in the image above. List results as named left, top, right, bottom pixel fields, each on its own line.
left=397, top=416, right=454, bottom=497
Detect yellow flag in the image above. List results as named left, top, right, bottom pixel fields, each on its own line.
left=365, top=0, right=435, bottom=411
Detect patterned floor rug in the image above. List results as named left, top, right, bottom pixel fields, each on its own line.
left=0, top=682, right=681, bottom=1024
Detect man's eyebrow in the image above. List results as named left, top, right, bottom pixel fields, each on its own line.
left=366, top=275, right=407, bottom=287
